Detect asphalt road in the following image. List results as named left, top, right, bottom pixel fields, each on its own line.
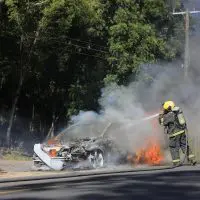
left=1, top=165, right=200, bottom=200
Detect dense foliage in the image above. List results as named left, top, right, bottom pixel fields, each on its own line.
left=0, top=0, right=185, bottom=146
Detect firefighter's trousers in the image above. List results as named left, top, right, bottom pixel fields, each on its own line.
left=169, top=131, right=195, bottom=165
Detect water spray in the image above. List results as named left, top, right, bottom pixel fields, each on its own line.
left=125, top=113, right=159, bottom=128
left=138, top=113, right=160, bottom=123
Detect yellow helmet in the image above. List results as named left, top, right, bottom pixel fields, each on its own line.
left=163, top=101, right=175, bottom=110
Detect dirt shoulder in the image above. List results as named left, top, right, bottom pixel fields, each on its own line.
left=0, top=159, right=67, bottom=179
left=0, top=171, right=67, bottom=179
left=0, top=159, right=32, bottom=172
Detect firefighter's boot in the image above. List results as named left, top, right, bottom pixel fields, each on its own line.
left=191, top=160, right=197, bottom=166
left=188, top=157, right=197, bottom=166
left=188, top=154, right=197, bottom=166
left=172, top=160, right=182, bottom=167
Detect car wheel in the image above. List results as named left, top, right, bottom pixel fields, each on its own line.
left=89, top=150, right=104, bottom=169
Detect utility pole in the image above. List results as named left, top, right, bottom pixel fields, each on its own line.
left=173, top=9, right=200, bottom=79
left=184, top=9, right=190, bottom=79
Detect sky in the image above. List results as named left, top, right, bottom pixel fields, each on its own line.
left=183, top=0, right=200, bottom=34
left=184, top=0, right=200, bottom=9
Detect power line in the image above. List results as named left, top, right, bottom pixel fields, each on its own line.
left=58, top=35, right=109, bottom=50
left=27, top=34, right=109, bottom=51
left=37, top=35, right=109, bottom=53
left=65, top=49, right=107, bottom=60
left=63, top=41, right=109, bottom=54
left=35, top=35, right=109, bottom=54
left=1, top=33, right=110, bottom=54
left=0, top=35, right=109, bottom=60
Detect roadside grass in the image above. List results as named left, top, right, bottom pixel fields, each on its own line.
left=1, top=148, right=32, bottom=161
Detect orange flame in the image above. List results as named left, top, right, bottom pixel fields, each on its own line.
left=127, top=139, right=163, bottom=166
left=47, top=137, right=60, bottom=145
left=49, top=149, right=57, bottom=157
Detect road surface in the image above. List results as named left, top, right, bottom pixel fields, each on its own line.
left=0, top=160, right=32, bottom=172
left=0, top=165, right=200, bottom=200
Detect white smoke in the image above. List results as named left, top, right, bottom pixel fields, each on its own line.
left=58, top=34, right=200, bottom=164
left=59, top=81, right=164, bottom=156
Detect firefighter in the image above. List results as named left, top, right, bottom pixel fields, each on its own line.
left=158, top=100, right=196, bottom=167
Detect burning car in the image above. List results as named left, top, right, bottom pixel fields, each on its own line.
left=32, top=115, right=166, bottom=171
left=32, top=123, right=128, bottom=170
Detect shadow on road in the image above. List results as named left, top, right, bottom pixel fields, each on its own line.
left=2, top=169, right=200, bottom=200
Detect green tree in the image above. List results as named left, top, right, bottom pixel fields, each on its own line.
left=104, top=0, right=184, bottom=84
left=37, top=0, right=108, bottom=117
left=2, top=0, right=47, bottom=146
left=0, top=0, right=186, bottom=145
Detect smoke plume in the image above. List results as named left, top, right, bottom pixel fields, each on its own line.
left=58, top=33, right=200, bottom=164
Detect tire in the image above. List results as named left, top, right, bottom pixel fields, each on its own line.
left=88, top=150, right=104, bottom=169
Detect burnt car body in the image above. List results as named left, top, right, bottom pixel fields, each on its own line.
left=32, top=123, right=128, bottom=170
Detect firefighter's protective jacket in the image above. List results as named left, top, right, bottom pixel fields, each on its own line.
left=159, top=107, right=186, bottom=138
